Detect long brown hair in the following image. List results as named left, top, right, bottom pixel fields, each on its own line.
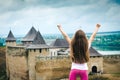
left=70, top=29, right=89, bottom=63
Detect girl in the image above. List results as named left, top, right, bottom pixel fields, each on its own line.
left=57, top=24, right=101, bottom=80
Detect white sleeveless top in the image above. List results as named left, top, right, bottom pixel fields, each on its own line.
left=71, top=43, right=91, bottom=70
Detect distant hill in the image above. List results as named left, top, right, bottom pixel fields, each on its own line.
left=98, top=31, right=120, bottom=34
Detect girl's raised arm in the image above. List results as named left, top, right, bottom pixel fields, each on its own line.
left=57, top=24, right=71, bottom=44
left=88, top=24, right=101, bottom=44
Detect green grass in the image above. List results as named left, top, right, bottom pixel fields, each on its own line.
left=112, top=73, right=120, bottom=77
left=89, top=75, right=110, bottom=80
left=0, top=46, right=5, bottom=48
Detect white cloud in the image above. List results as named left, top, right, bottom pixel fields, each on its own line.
left=0, top=0, right=120, bottom=36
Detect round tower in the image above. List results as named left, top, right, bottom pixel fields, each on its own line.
left=6, top=30, right=16, bottom=79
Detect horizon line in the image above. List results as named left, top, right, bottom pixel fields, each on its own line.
left=0, top=30, right=120, bottom=37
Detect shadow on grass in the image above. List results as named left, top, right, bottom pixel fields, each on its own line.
left=0, top=63, right=7, bottom=80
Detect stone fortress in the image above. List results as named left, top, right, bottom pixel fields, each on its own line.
left=6, top=27, right=103, bottom=80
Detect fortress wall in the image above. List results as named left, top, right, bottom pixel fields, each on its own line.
left=6, top=46, right=28, bottom=80
left=35, top=56, right=71, bottom=80
left=88, top=57, right=103, bottom=73
left=6, top=45, right=104, bottom=80
left=35, top=56, right=103, bottom=79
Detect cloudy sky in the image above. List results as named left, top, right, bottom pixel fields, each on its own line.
left=0, top=0, right=120, bottom=36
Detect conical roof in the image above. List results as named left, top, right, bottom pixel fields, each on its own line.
left=22, top=27, right=37, bottom=41
left=50, top=39, right=102, bottom=56
left=6, top=30, right=16, bottom=41
left=33, top=31, right=46, bottom=44
left=50, top=39, right=69, bottom=48
left=89, top=47, right=102, bottom=56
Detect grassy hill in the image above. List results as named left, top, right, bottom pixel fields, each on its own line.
left=102, top=58, right=120, bottom=80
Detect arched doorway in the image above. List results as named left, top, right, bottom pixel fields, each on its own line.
left=92, top=66, right=97, bottom=73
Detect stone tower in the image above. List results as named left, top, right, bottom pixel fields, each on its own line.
left=21, top=27, right=48, bottom=80
left=88, top=47, right=103, bottom=74
left=6, top=30, right=29, bottom=80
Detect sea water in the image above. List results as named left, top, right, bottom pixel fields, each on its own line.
left=0, top=31, right=120, bottom=55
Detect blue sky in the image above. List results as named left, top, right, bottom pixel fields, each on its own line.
left=0, top=0, right=120, bottom=36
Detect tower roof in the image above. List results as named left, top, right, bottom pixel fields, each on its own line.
left=22, top=27, right=37, bottom=41
left=50, top=39, right=69, bottom=48
left=33, top=31, right=46, bottom=44
left=51, top=39, right=102, bottom=56
left=89, top=47, right=102, bottom=56
left=6, top=30, right=16, bottom=41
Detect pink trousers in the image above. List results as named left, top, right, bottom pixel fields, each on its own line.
left=69, top=69, right=88, bottom=80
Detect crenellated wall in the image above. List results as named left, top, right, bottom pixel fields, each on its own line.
left=103, top=55, right=120, bottom=59
left=35, top=56, right=103, bottom=79
left=6, top=41, right=16, bottom=46
left=35, top=56, right=71, bottom=80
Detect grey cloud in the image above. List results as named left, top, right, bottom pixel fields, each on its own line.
left=0, top=0, right=26, bottom=13
left=108, top=0, right=120, bottom=5
left=2, top=0, right=118, bottom=14
left=0, top=0, right=99, bottom=14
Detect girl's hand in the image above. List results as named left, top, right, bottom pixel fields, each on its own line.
left=96, top=24, right=101, bottom=28
left=57, top=24, right=71, bottom=44
left=57, top=24, right=62, bottom=29
left=89, top=23, right=101, bottom=43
